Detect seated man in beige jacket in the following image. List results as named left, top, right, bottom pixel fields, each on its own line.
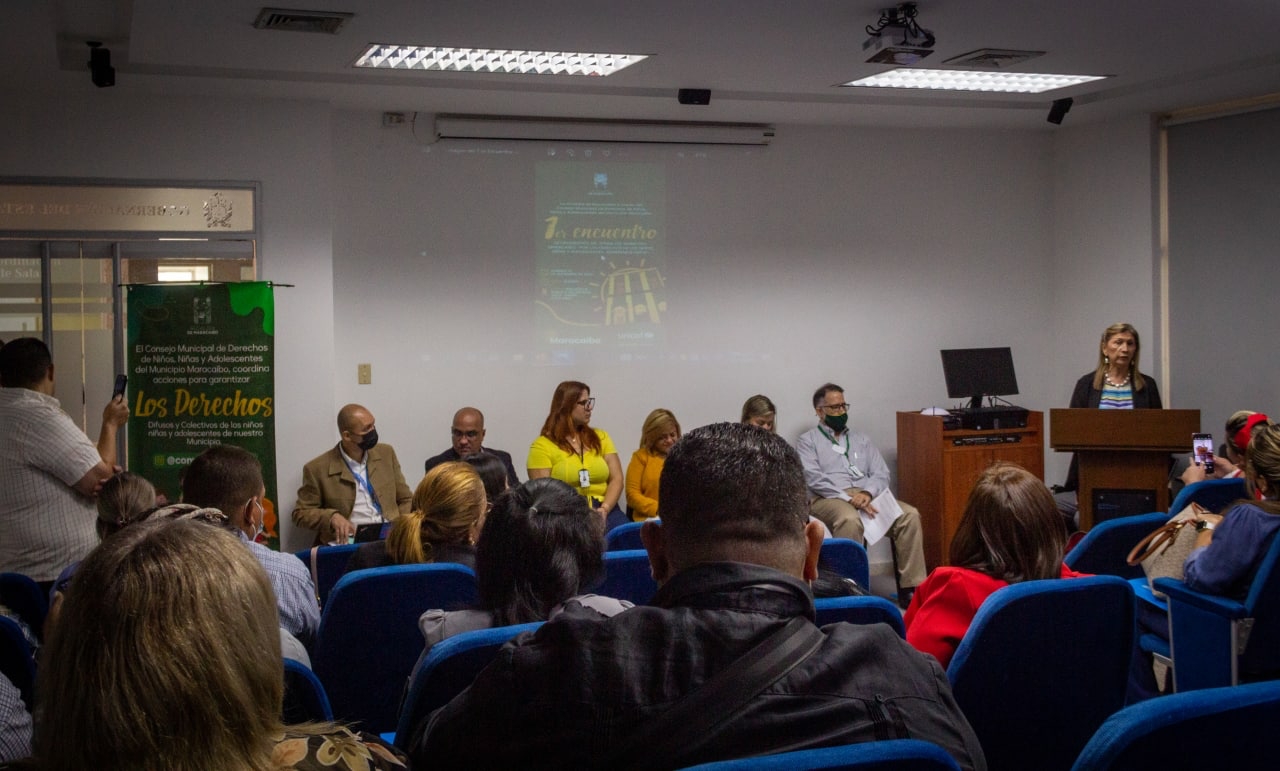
left=292, top=403, right=413, bottom=545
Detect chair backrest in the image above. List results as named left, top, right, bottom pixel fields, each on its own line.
left=393, top=621, right=543, bottom=750
left=605, top=520, right=647, bottom=551
left=818, top=538, right=870, bottom=589
left=311, top=562, right=478, bottom=733
left=0, top=572, right=48, bottom=642
left=1063, top=511, right=1167, bottom=579
left=0, top=615, right=36, bottom=710
left=813, top=595, right=905, bottom=638
left=293, top=543, right=360, bottom=607
left=282, top=658, right=333, bottom=724
left=677, top=738, right=961, bottom=770
left=1167, top=477, right=1247, bottom=517
left=946, top=575, right=1134, bottom=771
left=1071, top=679, right=1280, bottom=770
left=594, top=550, right=658, bottom=605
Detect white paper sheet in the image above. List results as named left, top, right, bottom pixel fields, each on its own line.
left=859, top=489, right=904, bottom=546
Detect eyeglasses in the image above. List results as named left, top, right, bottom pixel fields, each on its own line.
left=451, top=428, right=481, bottom=439
left=820, top=403, right=850, bottom=415
left=577, top=397, right=596, bottom=409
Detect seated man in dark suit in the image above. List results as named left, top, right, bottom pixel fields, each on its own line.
left=411, top=422, right=986, bottom=771
left=424, top=407, right=519, bottom=488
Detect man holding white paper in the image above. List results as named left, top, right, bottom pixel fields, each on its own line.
left=797, top=383, right=927, bottom=605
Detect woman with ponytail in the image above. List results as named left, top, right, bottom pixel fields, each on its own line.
left=344, top=461, right=485, bottom=573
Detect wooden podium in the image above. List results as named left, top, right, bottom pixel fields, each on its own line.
left=898, top=411, right=1044, bottom=569
left=1049, top=408, right=1200, bottom=529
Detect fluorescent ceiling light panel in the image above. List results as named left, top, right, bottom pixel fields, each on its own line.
left=354, top=45, right=647, bottom=76
left=842, top=69, right=1106, bottom=93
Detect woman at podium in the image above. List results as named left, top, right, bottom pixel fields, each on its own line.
left=1056, top=323, right=1163, bottom=524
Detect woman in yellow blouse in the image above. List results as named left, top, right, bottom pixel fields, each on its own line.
left=625, top=409, right=682, bottom=521
left=527, top=380, right=628, bottom=530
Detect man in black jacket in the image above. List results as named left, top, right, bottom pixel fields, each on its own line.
left=413, top=422, right=986, bottom=770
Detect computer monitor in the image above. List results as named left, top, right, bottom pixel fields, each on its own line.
left=940, top=347, right=1019, bottom=409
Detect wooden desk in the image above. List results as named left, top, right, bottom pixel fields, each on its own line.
left=897, top=410, right=1044, bottom=569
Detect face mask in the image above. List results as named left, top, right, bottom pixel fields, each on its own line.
left=358, top=428, right=379, bottom=451
left=823, top=413, right=848, bottom=432
left=249, top=499, right=264, bottom=541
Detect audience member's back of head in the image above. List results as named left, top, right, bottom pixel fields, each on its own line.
left=950, top=462, right=1066, bottom=583
left=1247, top=424, right=1280, bottom=509
left=658, top=422, right=810, bottom=572
left=387, top=461, right=485, bottom=564
left=181, top=444, right=263, bottom=523
left=0, top=337, right=51, bottom=389
left=95, top=472, right=158, bottom=539
left=476, top=477, right=605, bottom=626
left=464, top=452, right=509, bottom=504
left=36, top=518, right=283, bottom=771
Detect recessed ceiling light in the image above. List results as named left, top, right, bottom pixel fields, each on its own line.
left=354, top=45, right=648, bottom=76
left=842, top=69, right=1106, bottom=94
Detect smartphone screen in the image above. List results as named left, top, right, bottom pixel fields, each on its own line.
left=112, top=374, right=128, bottom=399
left=1192, top=433, right=1214, bottom=468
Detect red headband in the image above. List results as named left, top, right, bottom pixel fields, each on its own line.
left=1233, top=413, right=1270, bottom=454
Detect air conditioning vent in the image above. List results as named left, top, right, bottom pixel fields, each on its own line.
left=429, top=114, right=775, bottom=146
left=253, top=8, right=353, bottom=34
left=943, top=49, right=1045, bottom=69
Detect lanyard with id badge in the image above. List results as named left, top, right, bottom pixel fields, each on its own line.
left=819, top=426, right=865, bottom=480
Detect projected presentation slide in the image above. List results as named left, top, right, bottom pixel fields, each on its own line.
left=535, top=161, right=666, bottom=350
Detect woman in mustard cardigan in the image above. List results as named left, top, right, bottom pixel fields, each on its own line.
left=624, top=409, right=681, bottom=521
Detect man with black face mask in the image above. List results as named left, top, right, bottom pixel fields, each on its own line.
left=797, top=383, right=926, bottom=608
left=293, top=403, right=413, bottom=546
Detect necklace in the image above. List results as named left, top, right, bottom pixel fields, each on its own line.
left=1104, top=372, right=1131, bottom=387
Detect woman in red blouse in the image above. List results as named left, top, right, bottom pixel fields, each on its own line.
left=904, top=462, right=1085, bottom=668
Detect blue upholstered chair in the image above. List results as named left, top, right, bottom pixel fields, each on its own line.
left=1071, top=679, right=1280, bottom=770
left=818, top=538, right=870, bottom=590
left=946, top=575, right=1134, bottom=771
left=1064, top=511, right=1167, bottom=579
left=594, top=549, right=658, bottom=605
left=605, top=520, right=647, bottom=551
left=311, top=563, right=478, bottom=733
left=0, top=572, right=48, bottom=642
left=282, top=657, right=334, bottom=723
left=813, top=595, right=905, bottom=638
left=0, top=615, right=36, bottom=711
left=1151, top=528, right=1280, bottom=692
left=677, top=739, right=961, bottom=770
left=293, top=543, right=360, bottom=607
left=1167, top=477, right=1247, bottom=517
left=393, top=621, right=543, bottom=751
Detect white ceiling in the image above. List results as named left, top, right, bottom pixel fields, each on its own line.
left=7, top=0, right=1280, bottom=130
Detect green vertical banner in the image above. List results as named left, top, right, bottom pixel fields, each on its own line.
left=125, top=282, right=280, bottom=548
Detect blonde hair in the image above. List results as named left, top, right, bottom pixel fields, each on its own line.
left=639, top=408, right=681, bottom=454
left=387, top=461, right=486, bottom=564
left=1091, top=322, right=1149, bottom=392
left=740, top=394, right=776, bottom=425
left=37, top=519, right=284, bottom=770
left=1246, top=424, right=1280, bottom=504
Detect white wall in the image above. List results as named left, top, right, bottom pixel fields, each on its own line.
left=0, top=93, right=1165, bottom=552
left=329, top=114, right=1060, bottom=497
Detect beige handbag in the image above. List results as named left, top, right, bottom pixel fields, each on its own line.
left=1126, top=502, right=1208, bottom=599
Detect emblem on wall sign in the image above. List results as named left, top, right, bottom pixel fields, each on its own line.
left=203, top=192, right=233, bottom=228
